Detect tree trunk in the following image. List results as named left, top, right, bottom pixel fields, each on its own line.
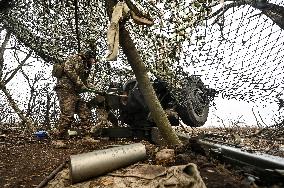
left=120, top=28, right=181, bottom=146
left=1, top=86, right=34, bottom=130
left=105, top=0, right=181, bottom=146
left=44, top=91, right=51, bottom=129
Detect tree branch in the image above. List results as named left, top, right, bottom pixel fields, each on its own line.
left=0, top=30, right=11, bottom=80
left=3, top=51, right=32, bottom=85
left=260, top=3, right=284, bottom=30
left=209, top=1, right=284, bottom=30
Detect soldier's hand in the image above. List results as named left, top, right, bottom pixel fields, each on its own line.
left=79, top=85, right=89, bottom=93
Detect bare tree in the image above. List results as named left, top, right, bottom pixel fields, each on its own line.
left=0, top=29, right=34, bottom=130
left=20, top=69, right=43, bottom=117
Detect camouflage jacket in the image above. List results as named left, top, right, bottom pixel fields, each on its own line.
left=55, top=54, right=91, bottom=91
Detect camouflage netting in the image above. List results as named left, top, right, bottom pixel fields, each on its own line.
left=187, top=0, right=284, bottom=106
left=0, top=0, right=283, bottom=112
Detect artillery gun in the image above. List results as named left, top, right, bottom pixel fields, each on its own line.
left=85, top=77, right=284, bottom=185
left=87, top=75, right=217, bottom=140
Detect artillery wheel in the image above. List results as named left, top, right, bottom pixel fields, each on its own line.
left=178, top=76, right=209, bottom=127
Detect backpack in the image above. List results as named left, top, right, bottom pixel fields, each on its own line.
left=52, top=62, right=64, bottom=78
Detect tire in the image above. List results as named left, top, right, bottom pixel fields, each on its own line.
left=177, top=76, right=209, bottom=127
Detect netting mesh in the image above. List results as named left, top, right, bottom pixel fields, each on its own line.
left=1, top=0, right=283, bottom=124
left=187, top=1, right=284, bottom=106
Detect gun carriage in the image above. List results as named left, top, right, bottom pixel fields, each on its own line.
left=87, top=75, right=217, bottom=140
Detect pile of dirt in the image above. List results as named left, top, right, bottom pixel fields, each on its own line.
left=0, top=127, right=282, bottom=187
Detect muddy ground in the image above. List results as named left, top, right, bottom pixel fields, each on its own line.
left=0, top=127, right=283, bottom=188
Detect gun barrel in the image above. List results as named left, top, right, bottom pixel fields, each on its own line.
left=198, top=139, right=284, bottom=170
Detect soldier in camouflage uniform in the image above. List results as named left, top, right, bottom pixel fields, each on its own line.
left=53, top=50, right=97, bottom=139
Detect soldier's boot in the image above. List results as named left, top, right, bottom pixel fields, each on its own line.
left=52, top=128, right=69, bottom=140
left=97, top=109, right=108, bottom=126
left=52, top=119, right=71, bottom=140
left=51, top=127, right=69, bottom=148
left=79, top=120, right=93, bottom=137
left=78, top=112, right=93, bottom=137
left=91, top=109, right=111, bottom=136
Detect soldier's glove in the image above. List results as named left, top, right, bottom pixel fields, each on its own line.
left=79, top=86, right=102, bottom=94
left=79, top=85, right=89, bottom=93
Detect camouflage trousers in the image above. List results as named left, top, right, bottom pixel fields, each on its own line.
left=56, top=88, right=92, bottom=133
left=90, top=108, right=110, bottom=134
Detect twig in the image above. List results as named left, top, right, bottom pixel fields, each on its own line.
left=209, top=1, right=248, bottom=25
left=252, top=108, right=262, bottom=128
left=214, top=114, right=226, bottom=129
left=257, top=110, right=268, bottom=127
left=3, top=51, right=32, bottom=85
left=36, top=158, right=69, bottom=188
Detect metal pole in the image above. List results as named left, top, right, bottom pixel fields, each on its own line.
left=69, top=143, right=146, bottom=184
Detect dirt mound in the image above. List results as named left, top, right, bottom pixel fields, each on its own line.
left=0, top=127, right=282, bottom=188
